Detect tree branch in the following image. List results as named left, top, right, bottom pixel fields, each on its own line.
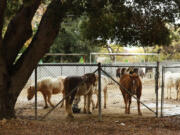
left=0, top=40, right=9, bottom=93
left=10, top=0, right=68, bottom=94
left=0, top=0, right=8, bottom=89
left=0, top=0, right=6, bottom=38
left=3, top=0, right=41, bottom=71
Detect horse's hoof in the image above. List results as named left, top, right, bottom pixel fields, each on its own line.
left=67, top=114, right=74, bottom=119
left=87, top=112, right=92, bottom=114
left=125, top=111, right=128, bottom=114
left=72, top=107, right=81, bottom=113
left=44, top=106, right=48, bottom=109
left=83, top=109, right=87, bottom=113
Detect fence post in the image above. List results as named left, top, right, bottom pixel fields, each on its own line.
left=35, top=67, right=38, bottom=120
left=161, top=66, right=165, bottom=117
left=155, top=61, right=160, bottom=117
left=98, top=63, right=102, bottom=121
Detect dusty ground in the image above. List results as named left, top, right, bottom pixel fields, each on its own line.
left=1, top=114, right=180, bottom=135
left=1, top=78, right=180, bottom=135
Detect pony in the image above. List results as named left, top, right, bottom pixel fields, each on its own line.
left=27, top=76, right=64, bottom=109
left=64, top=73, right=96, bottom=118
left=119, top=71, right=142, bottom=115
left=91, top=75, right=108, bottom=109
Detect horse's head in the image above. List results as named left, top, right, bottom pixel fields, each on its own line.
left=121, top=68, right=128, bottom=76
left=27, top=86, right=35, bottom=100
left=130, top=73, right=140, bottom=93
left=83, top=73, right=97, bottom=86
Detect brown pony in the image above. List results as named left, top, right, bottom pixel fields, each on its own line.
left=27, top=76, right=64, bottom=109
left=119, top=72, right=142, bottom=115
left=64, top=73, right=96, bottom=118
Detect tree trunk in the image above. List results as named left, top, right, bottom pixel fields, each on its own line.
left=0, top=0, right=69, bottom=119
left=0, top=89, right=17, bottom=119
left=105, top=44, right=115, bottom=62
left=0, top=62, right=17, bottom=119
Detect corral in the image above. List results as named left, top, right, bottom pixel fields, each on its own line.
left=14, top=62, right=180, bottom=121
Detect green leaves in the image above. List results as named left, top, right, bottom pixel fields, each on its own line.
left=79, top=0, right=179, bottom=46
left=43, top=17, right=98, bottom=63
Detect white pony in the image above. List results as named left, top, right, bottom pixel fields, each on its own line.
left=27, top=76, right=64, bottom=109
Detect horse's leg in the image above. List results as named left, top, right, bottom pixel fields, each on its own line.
left=91, top=97, right=96, bottom=110
left=47, top=93, right=54, bottom=108
left=104, top=86, right=107, bottom=109
left=177, top=88, right=180, bottom=100
left=125, top=95, right=128, bottom=114
left=137, top=94, right=142, bottom=116
left=95, top=93, right=98, bottom=108
left=127, top=96, right=132, bottom=114
left=83, top=95, right=87, bottom=113
left=176, top=87, right=178, bottom=100
left=65, top=97, right=73, bottom=118
left=122, top=93, right=128, bottom=114
left=60, top=91, right=65, bottom=108
left=87, top=93, right=92, bottom=114
left=42, top=92, right=48, bottom=109
left=167, top=87, right=169, bottom=99
left=65, top=89, right=74, bottom=118
left=170, top=87, right=172, bottom=99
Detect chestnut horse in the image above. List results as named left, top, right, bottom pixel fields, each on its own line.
left=119, top=72, right=142, bottom=115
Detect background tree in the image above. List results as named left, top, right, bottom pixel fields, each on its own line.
left=43, top=17, right=99, bottom=63
left=80, top=0, right=179, bottom=46
left=0, top=0, right=179, bottom=119
left=160, top=25, right=180, bottom=60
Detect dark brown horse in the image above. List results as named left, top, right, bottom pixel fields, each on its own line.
left=64, top=73, right=97, bottom=118
left=119, top=72, right=142, bottom=115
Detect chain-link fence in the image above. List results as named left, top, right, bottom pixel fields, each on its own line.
left=16, top=62, right=179, bottom=120
left=160, top=63, right=180, bottom=117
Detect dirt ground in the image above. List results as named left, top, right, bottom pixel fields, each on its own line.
left=1, top=78, right=180, bottom=135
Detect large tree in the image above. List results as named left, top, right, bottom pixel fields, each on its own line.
left=0, top=0, right=179, bottom=119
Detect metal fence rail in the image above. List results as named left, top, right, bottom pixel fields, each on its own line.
left=19, top=62, right=180, bottom=120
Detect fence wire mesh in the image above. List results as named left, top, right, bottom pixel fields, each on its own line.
left=160, top=64, right=180, bottom=117
left=15, top=62, right=173, bottom=120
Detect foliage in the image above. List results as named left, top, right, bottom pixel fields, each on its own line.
left=43, top=16, right=99, bottom=63
left=80, top=0, right=180, bottom=47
